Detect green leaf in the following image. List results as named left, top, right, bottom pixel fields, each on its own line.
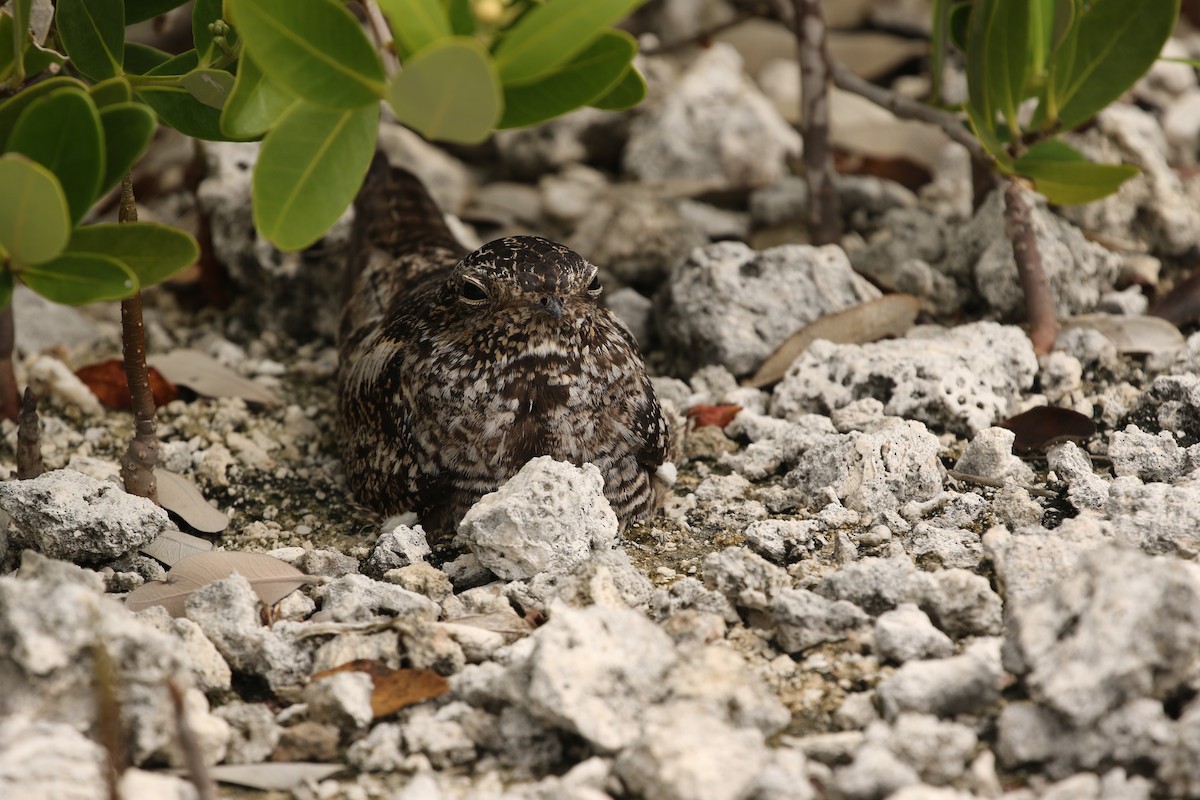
left=1013, top=139, right=1139, bottom=204
left=1029, top=0, right=1056, bottom=75
left=444, top=0, right=475, bottom=36
left=19, top=252, right=138, bottom=304
left=0, top=13, right=18, bottom=86
left=493, top=0, right=646, bottom=85
left=388, top=36, right=501, bottom=143
left=6, top=0, right=31, bottom=85
left=1048, top=0, right=1179, bottom=131
left=229, top=0, right=386, bottom=109
left=56, top=0, right=124, bottom=81
left=966, top=0, right=1031, bottom=136
left=136, top=50, right=229, bottom=140
left=387, top=36, right=502, bottom=144
left=8, top=87, right=104, bottom=225
left=0, top=76, right=87, bottom=149
left=948, top=2, right=971, bottom=51
left=0, top=154, right=71, bottom=265
left=253, top=101, right=379, bottom=251
left=68, top=222, right=198, bottom=285
left=499, top=29, right=633, bottom=128
left=89, top=76, right=133, bottom=107
left=125, top=0, right=191, bottom=24
left=590, top=63, right=646, bottom=110
left=123, top=42, right=171, bottom=74
left=98, top=102, right=157, bottom=194
left=22, top=42, right=67, bottom=79
left=179, top=68, right=236, bottom=109
left=220, top=52, right=296, bottom=139
left=378, top=0, right=452, bottom=59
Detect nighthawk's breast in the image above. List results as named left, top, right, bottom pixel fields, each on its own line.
left=337, top=154, right=670, bottom=539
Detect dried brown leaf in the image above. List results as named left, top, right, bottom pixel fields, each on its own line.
left=76, top=358, right=178, bottom=410
left=155, top=468, right=229, bottom=533
left=139, top=528, right=214, bottom=567
left=311, top=660, right=450, bottom=719
left=1061, top=314, right=1185, bottom=355
left=202, top=763, right=345, bottom=791
left=148, top=349, right=281, bottom=406
left=998, top=406, right=1097, bottom=455
left=125, top=551, right=318, bottom=617
left=686, top=404, right=742, bottom=429
left=1149, top=266, right=1200, bottom=327
left=746, top=294, right=921, bottom=388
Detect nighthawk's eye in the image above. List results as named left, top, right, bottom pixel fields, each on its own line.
left=587, top=275, right=602, bottom=295
left=460, top=278, right=488, bottom=304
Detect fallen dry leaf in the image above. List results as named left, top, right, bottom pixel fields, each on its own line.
left=148, top=348, right=281, bottom=406
left=998, top=406, right=1097, bottom=455
left=1149, top=266, right=1200, bottom=327
left=686, top=404, right=743, bottom=430
left=155, top=468, right=229, bottom=534
left=200, top=763, right=345, bottom=791
left=746, top=294, right=921, bottom=389
left=75, top=359, right=178, bottom=410
left=125, top=551, right=318, bottom=617
left=139, top=528, right=214, bottom=567
left=1061, top=314, right=1185, bottom=355
left=311, top=660, right=450, bottom=719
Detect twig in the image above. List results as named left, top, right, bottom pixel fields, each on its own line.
left=947, top=469, right=1058, bottom=499
left=168, top=680, right=218, bottom=800
left=16, top=388, right=42, bottom=479
left=640, top=10, right=760, bottom=56
left=117, top=176, right=160, bottom=502
left=1004, top=180, right=1058, bottom=354
left=829, top=59, right=990, bottom=165
left=0, top=304, right=18, bottom=421
left=791, top=0, right=840, bottom=245
left=361, top=0, right=399, bottom=75
left=92, top=636, right=127, bottom=800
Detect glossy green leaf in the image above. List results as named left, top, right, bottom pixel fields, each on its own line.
left=1014, top=139, right=1139, bottom=204
left=0, top=76, right=87, bottom=149
left=89, top=76, right=133, bottom=107
left=229, top=0, right=385, bottom=108
left=253, top=101, right=379, bottom=251
left=123, top=42, right=171, bottom=74
left=1049, top=0, right=1179, bottom=131
left=378, top=0, right=452, bottom=59
left=500, top=29, right=633, bottom=128
left=136, top=50, right=228, bottom=140
left=444, top=0, right=475, bottom=36
left=0, top=154, right=71, bottom=265
left=966, top=0, right=1030, bottom=135
left=22, top=42, right=66, bottom=79
left=0, top=272, right=14, bottom=313
left=590, top=63, right=646, bottom=110
left=0, top=14, right=17, bottom=86
left=57, top=0, right=124, bottom=80
left=193, top=0, right=237, bottom=62
left=179, top=68, right=236, bottom=109
left=493, top=0, right=646, bottom=85
left=965, top=103, right=1014, bottom=169
left=68, top=222, right=198, bottom=285
left=948, top=2, right=971, bottom=51
left=125, top=0, right=191, bottom=24
left=19, top=252, right=138, bottom=304
left=220, top=52, right=296, bottom=139
left=1029, top=0, right=1056, bottom=74
left=98, top=103, right=157, bottom=194
left=6, top=0, right=31, bottom=84
left=8, top=87, right=104, bottom=224
left=388, top=36, right=501, bottom=143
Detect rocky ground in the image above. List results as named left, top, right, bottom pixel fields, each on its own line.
left=6, top=2, right=1200, bottom=799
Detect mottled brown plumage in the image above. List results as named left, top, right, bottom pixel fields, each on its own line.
left=338, top=155, right=670, bottom=538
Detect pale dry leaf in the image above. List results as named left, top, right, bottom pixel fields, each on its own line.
left=311, top=660, right=450, bottom=718
left=139, top=528, right=214, bottom=567
left=445, top=611, right=533, bottom=642
left=746, top=294, right=921, bottom=388
left=125, top=551, right=318, bottom=617
left=155, top=468, right=229, bottom=533
left=203, top=763, right=345, bottom=791
left=148, top=349, right=281, bottom=406
left=1061, top=314, right=1185, bottom=355
left=829, top=32, right=927, bottom=81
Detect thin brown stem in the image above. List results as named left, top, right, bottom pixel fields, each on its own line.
left=0, top=304, right=18, bottom=421
left=92, top=636, right=126, bottom=800
left=792, top=0, right=840, bottom=245
left=168, top=680, right=218, bottom=800
left=16, top=388, right=42, bottom=479
left=117, top=176, right=159, bottom=502
left=829, top=59, right=991, bottom=165
left=1004, top=180, right=1058, bottom=355
left=361, top=0, right=399, bottom=74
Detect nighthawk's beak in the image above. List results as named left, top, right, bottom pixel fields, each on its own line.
left=538, top=296, right=564, bottom=320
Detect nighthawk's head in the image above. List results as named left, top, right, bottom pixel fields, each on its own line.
left=447, top=235, right=602, bottom=323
